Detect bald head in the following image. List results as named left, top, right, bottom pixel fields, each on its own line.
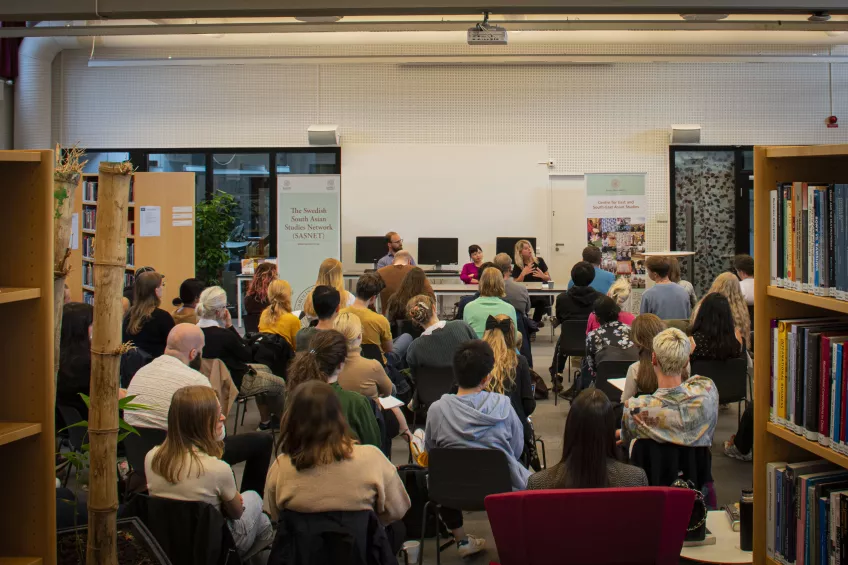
left=164, top=323, right=205, bottom=366
left=393, top=250, right=412, bottom=265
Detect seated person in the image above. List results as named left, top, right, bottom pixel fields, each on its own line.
left=263, top=380, right=411, bottom=525
left=668, top=258, right=698, bottom=309
left=383, top=267, right=434, bottom=338
left=377, top=231, right=416, bottom=269
left=303, top=258, right=355, bottom=321
left=463, top=267, right=519, bottom=339
left=555, top=261, right=601, bottom=323
left=692, top=272, right=751, bottom=353
left=342, top=273, right=412, bottom=367
left=734, top=254, right=755, bottom=306
left=424, top=340, right=531, bottom=558
left=286, top=330, right=381, bottom=448
left=196, top=286, right=285, bottom=431
left=639, top=256, right=692, bottom=320
left=123, top=265, right=156, bottom=305
left=171, top=278, right=206, bottom=325
left=584, top=295, right=635, bottom=382
left=568, top=246, right=616, bottom=295
left=258, top=279, right=301, bottom=350
left=620, top=328, right=719, bottom=448
left=455, top=261, right=497, bottom=319
left=406, top=294, right=477, bottom=372
left=122, top=271, right=175, bottom=358
left=377, top=250, right=428, bottom=314
left=689, top=293, right=744, bottom=361
left=295, top=285, right=340, bottom=351
left=125, top=324, right=274, bottom=495
left=528, top=389, right=647, bottom=489
left=586, top=277, right=635, bottom=334
left=493, top=253, right=530, bottom=316
left=622, top=314, right=673, bottom=403
left=243, top=263, right=276, bottom=331
left=146, top=385, right=273, bottom=556
left=460, top=244, right=485, bottom=285
left=511, top=239, right=551, bottom=324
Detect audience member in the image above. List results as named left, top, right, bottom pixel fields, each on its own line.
left=342, top=273, right=412, bottom=366
left=243, top=263, right=277, bottom=326
left=286, top=330, right=381, bottom=448
left=125, top=324, right=274, bottom=494
left=196, top=286, right=285, bottom=431
left=464, top=267, right=519, bottom=339
left=555, top=261, right=601, bottom=323
left=584, top=295, right=635, bottom=382
left=568, top=246, right=616, bottom=295
left=295, top=285, right=340, bottom=351
left=171, top=278, right=206, bottom=325
left=263, top=381, right=411, bottom=528
left=586, top=277, right=635, bottom=334
left=667, top=258, right=698, bottom=309
left=692, top=271, right=751, bottom=351
left=384, top=266, right=434, bottom=335
left=528, top=389, right=648, bottom=489
left=303, top=258, right=355, bottom=320
left=146, top=386, right=273, bottom=556
left=460, top=244, right=485, bottom=285
left=512, top=239, right=550, bottom=324
left=481, top=314, right=536, bottom=458
left=621, top=314, right=671, bottom=403
left=620, top=328, right=719, bottom=448
left=123, top=265, right=156, bottom=305
left=640, top=256, right=692, bottom=320
left=424, top=340, right=529, bottom=557
left=258, top=279, right=301, bottom=350
left=734, top=254, right=755, bottom=306
left=123, top=271, right=175, bottom=358
left=376, top=231, right=416, bottom=269
left=406, top=294, right=477, bottom=371
left=493, top=252, right=530, bottom=316
left=689, top=293, right=743, bottom=361
left=725, top=403, right=754, bottom=462
left=63, top=283, right=71, bottom=304
left=376, top=250, right=425, bottom=313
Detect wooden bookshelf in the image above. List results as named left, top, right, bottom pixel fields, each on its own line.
left=0, top=150, right=56, bottom=564
left=753, top=145, right=848, bottom=565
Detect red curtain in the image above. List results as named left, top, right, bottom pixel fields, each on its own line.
left=0, top=22, right=25, bottom=80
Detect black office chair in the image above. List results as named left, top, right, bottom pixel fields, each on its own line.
left=665, top=319, right=691, bottom=335
left=418, top=448, right=513, bottom=565
left=56, top=403, right=88, bottom=487
left=691, top=357, right=749, bottom=423
left=360, top=343, right=387, bottom=367
left=124, top=427, right=167, bottom=491
left=551, top=318, right=589, bottom=405
left=594, top=359, right=636, bottom=404
left=410, top=365, right=456, bottom=429
left=242, top=312, right=261, bottom=335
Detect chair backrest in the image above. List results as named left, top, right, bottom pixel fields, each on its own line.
left=594, top=359, right=636, bottom=403
left=124, top=427, right=168, bottom=485
left=485, top=487, right=695, bottom=565
left=243, top=312, right=261, bottom=334
left=412, top=365, right=456, bottom=407
left=690, top=357, right=748, bottom=404
left=428, top=448, right=513, bottom=511
left=665, top=319, right=691, bottom=334
left=56, top=403, right=87, bottom=452
left=630, top=439, right=713, bottom=491
left=360, top=343, right=386, bottom=367
left=558, top=319, right=588, bottom=356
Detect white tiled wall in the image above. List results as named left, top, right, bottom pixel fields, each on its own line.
left=52, top=43, right=848, bottom=250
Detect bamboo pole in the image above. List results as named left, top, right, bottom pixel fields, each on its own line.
left=53, top=171, right=79, bottom=397
left=87, top=161, right=131, bottom=565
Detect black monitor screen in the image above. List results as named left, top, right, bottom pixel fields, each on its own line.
left=496, top=237, right=537, bottom=258
left=355, top=236, right=387, bottom=264
left=418, top=238, right=459, bottom=266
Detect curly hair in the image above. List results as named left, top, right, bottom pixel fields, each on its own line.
left=246, top=263, right=277, bottom=304
left=691, top=271, right=750, bottom=349
left=482, top=314, right=518, bottom=395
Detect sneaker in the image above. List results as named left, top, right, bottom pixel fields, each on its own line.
left=256, top=419, right=279, bottom=432
left=723, top=438, right=752, bottom=462
left=456, top=535, right=486, bottom=558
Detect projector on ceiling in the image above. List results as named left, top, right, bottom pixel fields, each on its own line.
left=467, top=25, right=508, bottom=45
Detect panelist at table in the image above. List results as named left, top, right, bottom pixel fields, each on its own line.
left=376, top=231, right=416, bottom=269
left=511, top=239, right=550, bottom=325
left=460, top=244, right=485, bottom=285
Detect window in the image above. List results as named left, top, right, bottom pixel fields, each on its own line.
left=276, top=151, right=339, bottom=175
left=82, top=152, right=130, bottom=174
left=213, top=153, right=271, bottom=258
left=147, top=153, right=207, bottom=203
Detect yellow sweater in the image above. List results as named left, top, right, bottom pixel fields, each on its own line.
left=258, top=310, right=301, bottom=350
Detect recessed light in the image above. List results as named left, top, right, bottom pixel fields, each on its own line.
left=680, top=14, right=729, bottom=21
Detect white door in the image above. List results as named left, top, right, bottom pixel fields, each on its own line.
left=549, top=175, right=586, bottom=285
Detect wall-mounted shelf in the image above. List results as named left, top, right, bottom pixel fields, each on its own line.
left=0, top=288, right=40, bottom=305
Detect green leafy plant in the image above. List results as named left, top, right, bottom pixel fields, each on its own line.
left=196, top=190, right=239, bottom=286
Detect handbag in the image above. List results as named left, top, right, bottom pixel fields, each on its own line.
left=671, top=476, right=708, bottom=542
left=529, top=368, right=549, bottom=400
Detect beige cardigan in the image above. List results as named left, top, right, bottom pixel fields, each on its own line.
left=337, top=350, right=393, bottom=401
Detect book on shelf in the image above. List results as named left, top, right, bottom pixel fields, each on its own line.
left=127, top=241, right=135, bottom=267
left=83, top=180, right=98, bottom=202
left=82, top=207, right=97, bottom=230
left=82, top=235, right=95, bottom=261
left=770, top=183, right=848, bottom=300
left=83, top=291, right=94, bottom=305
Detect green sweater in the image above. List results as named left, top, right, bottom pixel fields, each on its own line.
left=330, top=382, right=381, bottom=448
left=463, top=296, right=519, bottom=339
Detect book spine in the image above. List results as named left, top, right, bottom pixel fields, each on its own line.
left=842, top=353, right=848, bottom=451
left=816, top=190, right=822, bottom=291
left=804, top=182, right=810, bottom=291
left=798, top=328, right=809, bottom=429
left=780, top=322, right=790, bottom=422
left=829, top=186, right=837, bottom=297
left=837, top=185, right=846, bottom=300
left=790, top=330, right=797, bottom=427
left=832, top=491, right=840, bottom=565
left=789, top=185, right=795, bottom=286
left=807, top=332, right=823, bottom=439
left=773, top=319, right=779, bottom=421
left=770, top=463, right=777, bottom=558
left=822, top=337, right=834, bottom=445
left=807, top=184, right=814, bottom=292
left=841, top=494, right=847, bottom=565
left=823, top=498, right=830, bottom=565
left=835, top=343, right=843, bottom=446
left=779, top=184, right=786, bottom=286
left=773, top=190, right=779, bottom=286
left=797, top=182, right=804, bottom=290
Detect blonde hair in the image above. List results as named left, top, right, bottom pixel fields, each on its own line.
left=406, top=294, right=436, bottom=327
left=631, top=314, right=667, bottom=395
left=479, top=267, right=506, bottom=298
left=196, top=286, right=228, bottom=321
left=304, top=258, right=348, bottom=317
left=607, top=277, right=631, bottom=310
left=333, top=311, right=363, bottom=353
left=150, top=386, right=223, bottom=484
left=482, top=314, right=518, bottom=395
left=514, top=239, right=537, bottom=267
left=691, top=271, right=751, bottom=348
left=653, top=328, right=691, bottom=375
left=263, top=279, right=293, bottom=326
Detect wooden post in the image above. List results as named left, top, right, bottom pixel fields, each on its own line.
left=53, top=171, right=79, bottom=396
left=87, top=162, right=131, bottom=565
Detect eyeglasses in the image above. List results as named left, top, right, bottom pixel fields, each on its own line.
left=391, top=239, right=403, bottom=244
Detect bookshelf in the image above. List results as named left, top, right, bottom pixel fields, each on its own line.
left=0, top=150, right=56, bottom=564
left=753, top=145, right=848, bottom=565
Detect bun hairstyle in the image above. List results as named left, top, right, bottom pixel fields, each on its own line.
left=173, top=278, right=206, bottom=307
left=607, top=277, right=632, bottom=309
left=196, top=286, right=228, bottom=320
left=406, top=294, right=436, bottom=327
left=286, top=330, right=348, bottom=396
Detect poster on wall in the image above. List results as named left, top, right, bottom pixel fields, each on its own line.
left=585, top=173, right=647, bottom=292
left=277, top=175, right=341, bottom=310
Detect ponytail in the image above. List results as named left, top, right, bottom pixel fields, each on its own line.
left=286, top=330, right=348, bottom=395
left=264, top=279, right=293, bottom=326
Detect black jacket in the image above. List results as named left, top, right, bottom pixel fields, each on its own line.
left=268, top=509, right=396, bottom=565
left=247, top=332, right=295, bottom=379
left=629, top=439, right=713, bottom=492
left=201, top=325, right=253, bottom=388
left=555, top=286, right=601, bottom=323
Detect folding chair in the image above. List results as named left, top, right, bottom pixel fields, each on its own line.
left=410, top=365, right=456, bottom=430
left=551, top=318, right=588, bottom=406
left=594, top=360, right=635, bottom=404
left=691, top=357, right=749, bottom=424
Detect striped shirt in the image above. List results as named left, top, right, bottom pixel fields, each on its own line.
left=124, top=354, right=211, bottom=430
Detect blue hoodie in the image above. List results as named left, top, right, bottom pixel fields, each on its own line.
left=424, top=391, right=530, bottom=490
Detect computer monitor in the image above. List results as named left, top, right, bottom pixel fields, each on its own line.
left=418, top=237, right=459, bottom=270
left=496, top=237, right=537, bottom=258
left=355, top=236, right=387, bottom=267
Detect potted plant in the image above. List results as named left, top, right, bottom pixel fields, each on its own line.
left=196, top=190, right=239, bottom=286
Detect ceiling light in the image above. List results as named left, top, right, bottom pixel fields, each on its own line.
left=680, top=14, right=729, bottom=21
left=295, top=16, right=343, bottom=23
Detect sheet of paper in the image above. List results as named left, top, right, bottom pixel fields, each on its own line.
left=608, top=378, right=627, bottom=392
left=172, top=213, right=192, bottom=219
left=172, top=219, right=192, bottom=227
left=139, top=205, right=161, bottom=237
left=379, top=396, right=405, bottom=410
left=172, top=206, right=193, bottom=213
left=70, top=213, right=79, bottom=250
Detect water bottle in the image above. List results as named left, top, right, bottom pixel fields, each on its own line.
left=740, top=488, right=753, bottom=551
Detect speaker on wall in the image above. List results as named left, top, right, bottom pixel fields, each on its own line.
left=308, top=125, right=340, bottom=146
left=669, top=124, right=701, bottom=145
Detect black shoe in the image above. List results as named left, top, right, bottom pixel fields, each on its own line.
left=256, top=419, right=279, bottom=432
left=558, top=382, right=579, bottom=401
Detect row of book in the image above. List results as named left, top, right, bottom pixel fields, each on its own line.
left=771, top=317, right=848, bottom=453
left=82, top=180, right=98, bottom=202
left=124, top=272, right=135, bottom=289
left=768, top=460, right=848, bottom=565
left=770, top=183, right=848, bottom=301
left=82, top=291, right=94, bottom=305
left=81, top=208, right=96, bottom=231
left=127, top=241, right=135, bottom=267
left=82, top=263, right=94, bottom=287
left=82, top=235, right=94, bottom=260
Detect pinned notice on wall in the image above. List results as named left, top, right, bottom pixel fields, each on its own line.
left=139, top=205, right=161, bottom=237
left=171, top=205, right=193, bottom=227
left=70, top=213, right=79, bottom=250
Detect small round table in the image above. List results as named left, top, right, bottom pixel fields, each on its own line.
left=680, top=511, right=753, bottom=564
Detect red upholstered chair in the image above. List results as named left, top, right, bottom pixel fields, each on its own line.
left=484, top=487, right=694, bottom=565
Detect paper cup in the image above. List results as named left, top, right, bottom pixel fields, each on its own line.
left=402, top=540, right=421, bottom=563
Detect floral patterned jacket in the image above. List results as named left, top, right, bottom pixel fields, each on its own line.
left=585, top=321, right=634, bottom=377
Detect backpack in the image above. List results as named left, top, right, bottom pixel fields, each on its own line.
left=395, top=465, right=448, bottom=540
left=529, top=368, right=549, bottom=400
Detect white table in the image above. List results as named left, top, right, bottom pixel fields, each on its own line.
left=680, top=510, right=752, bottom=564
left=431, top=282, right=568, bottom=298
left=608, top=378, right=627, bottom=392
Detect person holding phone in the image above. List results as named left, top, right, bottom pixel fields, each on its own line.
left=511, top=239, right=551, bottom=324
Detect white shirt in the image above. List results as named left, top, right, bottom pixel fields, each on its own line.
left=124, top=355, right=211, bottom=430
left=145, top=446, right=237, bottom=511
left=421, top=320, right=447, bottom=337
left=739, top=277, right=754, bottom=306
